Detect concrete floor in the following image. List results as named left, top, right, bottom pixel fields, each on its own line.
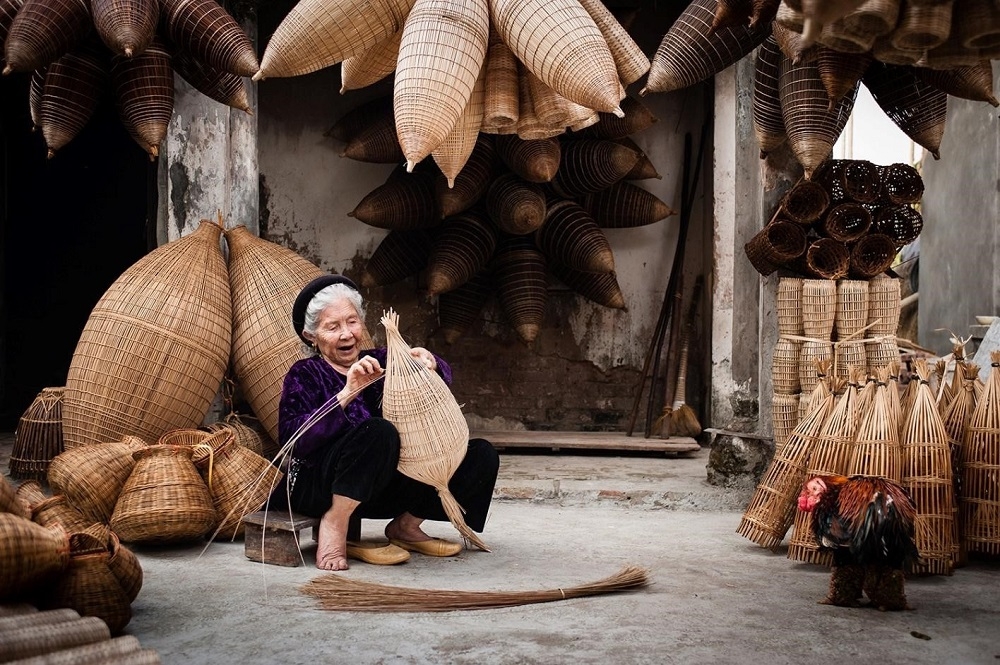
left=4, top=440, right=1000, bottom=665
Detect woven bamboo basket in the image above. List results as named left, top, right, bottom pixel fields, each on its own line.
left=737, top=387, right=836, bottom=549
left=341, top=29, right=401, bottom=93
left=38, top=42, right=107, bottom=159
left=864, top=62, right=948, bottom=159
left=816, top=19, right=877, bottom=56
left=0, top=0, right=27, bottom=47
left=486, top=173, right=547, bottom=235
left=225, top=225, right=326, bottom=442
left=773, top=20, right=818, bottom=63
left=799, top=341, right=834, bottom=393
left=779, top=56, right=859, bottom=178
left=800, top=358, right=833, bottom=421
left=256, top=0, right=413, bottom=80
left=835, top=343, right=867, bottom=381
left=549, top=262, right=626, bottom=310
left=800, top=0, right=872, bottom=44
left=42, top=550, right=131, bottom=635
left=9, top=387, right=64, bottom=482
left=922, top=29, right=984, bottom=69
left=47, top=437, right=148, bottom=525
left=867, top=337, right=900, bottom=373
left=432, top=65, right=486, bottom=187
left=379, top=310, right=486, bottom=550
left=841, top=159, right=882, bottom=202
left=812, top=159, right=848, bottom=203
left=326, top=96, right=394, bottom=143
left=63, top=221, right=230, bottom=448
left=803, top=238, right=851, bottom=280
left=642, top=0, right=770, bottom=95
left=492, top=236, right=547, bottom=344
left=835, top=279, right=870, bottom=336
left=577, top=0, right=648, bottom=85
left=426, top=212, right=498, bottom=296
left=436, top=135, right=495, bottom=218
left=536, top=200, right=615, bottom=274
left=496, top=135, right=560, bottom=183
left=772, top=392, right=801, bottom=454
left=872, top=35, right=925, bottom=65
left=840, top=0, right=901, bottom=39
left=754, top=35, right=786, bottom=157
left=878, top=162, right=924, bottom=204
left=110, top=38, right=173, bottom=158
left=867, top=273, right=902, bottom=335
left=14, top=480, right=46, bottom=516
left=820, top=203, right=871, bottom=243
left=954, top=0, right=1000, bottom=49
left=941, top=362, right=978, bottom=567
left=780, top=180, right=831, bottom=225
left=173, top=51, right=252, bottom=114
left=163, top=0, right=257, bottom=76
left=711, top=0, right=753, bottom=33
left=915, top=61, right=999, bottom=107
left=619, top=139, right=661, bottom=179
left=817, top=47, right=873, bottom=108
left=801, top=278, right=837, bottom=338
left=874, top=205, right=923, bottom=246
left=514, top=68, right=561, bottom=141
left=483, top=31, right=519, bottom=130
left=744, top=221, right=808, bottom=276
left=203, top=413, right=269, bottom=457
left=342, top=108, right=404, bottom=164
left=2, top=0, right=90, bottom=74
left=777, top=277, right=804, bottom=336
left=574, top=96, right=658, bottom=141
left=0, top=616, right=113, bottom=662
left=1, top=476, right=27, bottom=518
left=580, top=181, right=675, bottom=229
left=525, top=70, right=571, bottom=128
left=90, top=0, right=158, bottom=58
left=960, top=351, right=1000, bottom=556
left=106, top=531, right=142, bottom=602
left=550, top=139, right=638, bottom=198
left=349, top=169, right=440, bottom=230
left=29, top=67, right=45, bottom=130
left=110, top=444, right=217, bottom=544
left=0, top=513, right=69, bottom=599
left=362, top=229, right=437, bottom=288
left=438, top=271, right=492, bottom=344
left=492, top=0, right=621, bottom=115
left=788, top=376, right=859, bottom=564
left=850, top=233, right=897, bottom=279
left=891, top=1, right=953, bottom=50
left=773, top=339, right=803, bottom=395
left=901, top=360, right=956, bottom=574
left=848, top=366, right=900, bottom=480
left=31, top=495, right=90, bottom=534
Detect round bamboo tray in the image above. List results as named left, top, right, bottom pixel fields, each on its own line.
left=9, top=387, right=65, bottom=481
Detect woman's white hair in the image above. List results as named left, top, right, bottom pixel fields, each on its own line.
left=302, top=283, right=365, bottom=354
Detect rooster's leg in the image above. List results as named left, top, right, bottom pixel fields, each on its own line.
left=863, top=564, right=911, bottom=611
left=820, top=563, right=864, bottom=607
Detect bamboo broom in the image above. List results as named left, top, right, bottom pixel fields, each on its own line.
left=666, top=277, right=704, bottom=438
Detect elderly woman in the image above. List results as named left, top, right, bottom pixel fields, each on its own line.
left=278, top=274, right=499, bottom=571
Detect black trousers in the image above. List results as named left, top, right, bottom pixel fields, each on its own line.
left=288, top=418, right=499, bottom=533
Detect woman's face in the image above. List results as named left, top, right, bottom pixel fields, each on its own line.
left=305, top=297, right=365, bottom=373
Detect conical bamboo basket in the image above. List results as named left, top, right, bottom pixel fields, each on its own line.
left=496, top=135, right=560, bottom=183
left=487, top=173, right=547, bottom=236
left=2, top=0, right=90, bottom=74
left=29, top=67, right=45, bottom=130
left=63, top=221, right=231, bottom=449
left=173, top=51, right=253, bottom=114
left=525, top=70, right=571, bottom=128
left=578, top=0, right=649, bottom=85
left=426, top=211, right=498, bottom=296
left=915, top=61, right=1000, bottom=107
left=960, top=351, right=1000, bottom=556
left=550, top=262, right=625, bottom=310
left=341, top=29, right=401, bottom=93
left=47, top=436, right=147, bottom=524
left=162, top=0, right=258, bottom=76
left=437, top=134, right=496, bottom=218
left=9, top=387, right=65, bottom=481
left=349, top=168, right=440, bottom=230
left=0, top=514, right=69, bottom=599
left=710, top=0, right=753, bottom=34
left=483, top=32, right=519, bottom=130
left=536, top=200, right=615, bottom=274
left=39, top=41, right=108, bottom=159
left=941, top=361, right=978, bottom=567
left=326, top=96, right=393, bottom=143
left=0, top=0, right=28, bottom=49
left=574, top=96, right=658, bottom=141
left=617, top=137, right=662, bottom=181
left=816, top=47, right=872, bottom=108
left=106, top=531, right=142, bottom=602
left=362, top=229, right=437, bottom=288
left=110, top=38, right=174, bottom=158
left=380, top=310, right=487, bottom=551
left=90, top=0, right=158, bottom=58
left=863, top=61, right=948, bottom=159
left=550, top=139, right=639, bottom=198
left=438, top=271, right=492, bottom=343
left=42, top=551, right=131, bottom=634
left=341, top=108, right=403, bottom=164
left=491, top=236, right=547, bottom=344
left=580, top=181, right=675, bottom=229
left=847, top=366, right=900, bottom=480
left=432, top=64, right=486, bottom=187
left=514, top=67, right=563, bottom=141
left=840, top=0, right=901, bottom=40
left=754, top=35, right=787, bottom=157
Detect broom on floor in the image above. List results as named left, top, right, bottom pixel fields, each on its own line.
left=653, top=276, right=703, bottom=437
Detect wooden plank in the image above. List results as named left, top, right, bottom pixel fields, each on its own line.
left=472, top=431, right=700, bottom=453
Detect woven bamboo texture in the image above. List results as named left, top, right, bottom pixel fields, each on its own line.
left=492, top=236, right=547, bottom=344
left=617, top=137, right=661, bottom=181
left=820, top=203, right=871, bottom=242
left=577, top=0, right=648, bottom=85
left=817, top=47, right=872, bottom=108
left=9, top=387, right=64, bottom=481
left=426, top=212, right=498, bottom=296
left=580, top=181, right=675, bottom=229
left=195, top=435, right=283, bottom=539
left=349, top=168, right=440, bottom=230
left=14, top=480, right=46, bottom=516
left=43, top=551, right=132, bottom=634
left=341, top=29, right=401, bottom=93
left=836, top=279, right=869, bottom=336
left=754, top=35, right=787, bottom=156
left=801, top=278, right=837, bottom=338
left=492, top=0, right=621, bottom=114
left=776, top=277, right=804, bottom=336
left=915, top=61, right=1000, bottom=107
left=744, top=221, right=808, bottom=276
left=525, top=70, right=571, bottom=128
left=342, top=108, right=404, bottom=164
left=536, top=200, right=615, bottom=274
left=0, top=615, right=113, bottom=662
left=30, top=495, right=90, bottom=534
left=437, top=134, right=495, bottom=218
left=942, top=361, right=978, bottom=567
left=803, top=238, right=850, bottom=279
left=173, top=51, right=252, bottom=114
left=891, top=0, right=953, bottom=50
left=551, top=139, right=638, bottom=198
left=256, top=0, right=414, bottom=79
left=225, top=225, right=325, bottom=442
left=574, top=96, right=658, bottom=141
left=867, top=338, right=900, bottom=373
left=163, top=0, right=258, bottom=76
left=782, top=180, right=831, bottom=225
left=643, top=0, right=769, bottom=95
left=874, top=205, right=923, bottom=246
left=107, top=532, right=143, bottom=602
left=47, top=437, right=148, bottom=524
left=487, top=173, right=547, bottom=235
left=0, top=0, right=27, bottom=48
left=91, top=0, right=158, bottom=57
left=848, top=367, right=900, bottom=480
left=955, top=0, right=1000, bottom=49
left=863, top=62, right=947, bottom=159
left=327, top=96, right=394, bottom=143
left=483, top=33, right=519, bottom=130
left=28, top=67, right=45, bottom=129
left=496, top=135, right=560, bottom=183
left=38, top=41, right=107, bottom=159
left=2, top=0, right=90, bottom=74
left=110, top=39, right=174, bottom=158
left=380, top=310, right=486, bottom=550
left=362, top=229, right=436, bottom=288
left=0, top=513, right=69, bottom=599
left=801, top=358, right=833, bottom=419
left=438, top=271, right=492, bottom=343
left=205, top=413, right=268, bottom=457
left=878, top=162, right=924, bottom=204
left=1, top=476, right=27, bottom=518
left=772, top=392, right=801, bottom=453
left=432, top=64, right=486, bottom=187
left=817, top=16, right=877, bottom=54
left=63, top=222, right=230, bottom=449
left=850, top=232, right=897, bottom=278
left=773, top=19, right=817, bottom=62
left=772, top=339, right=803, bottom=395
left=872, top=35, right=924, bottom=65
left=841, top=0, right=901, bottom=40
left=960, top=351, right=1000, bottom=556
left=549, top=262, right=626, bottom=310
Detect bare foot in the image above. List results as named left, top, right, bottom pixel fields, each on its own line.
left=384, top=512, right=432, bottom=542
left=316, top=511, right=350, bottom=571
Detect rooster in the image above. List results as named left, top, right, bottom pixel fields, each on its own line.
left=797, top=475, right=920, bottom=610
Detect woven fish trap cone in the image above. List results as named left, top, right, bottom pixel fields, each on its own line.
left=878, top=161, right=924, bottom=204
left=63, top=221, right=230, bottom=448
left=536, top=200, right=615, bottom=274
left=577, top=0, right=649, bottom=85
left=256, top=0, right=413, bottom=80
left=780, top=179, right=830, bottom=225
left=486, top=173, right=547, bottom=235
left=2, top=0, right=90, bottom=74
left=848, top=368, right=900, bottom=479
left=738, top=389, right=836, bottom=549
left=110, top=444, right=217, bottom=544
left=820, top=202, right=872, bottom=243
left=573, top=96, right=658, bottom=141
left=840, top=0, right=901, bottom=39
left=15, top=481, right=48, bottom=516
left=642, top=0, right=770, bottom=95
left=437, top=271, right=492, bottom=343
left=525, top=70, right=571, bottom=128
left=710, top=0, right=754, bottom=34
left=90, top=0, right=158, bottom=58
left=195, top=436, right=284, bottom=539
left=849, top=232, right=897, bottom=279
left=110, top=39, right=174, bottom=158
left=959, top=351, right=1000, bottom=555
left=550, top=262, right=625, bottom=309
left=341, top=107, right=403, bottom=164
left=173, top=51, right=252, bottom=114
left=492, top=238, right=547, bottom=344
left=28, top=67, right=45, bottom=130
left=1, top=477, right=28, bottom=518
left=0, top=513, right=69, bottom=600
left=47, top=437, right=147, bottom=524
left=773, top=20, right=818, bottom=63
left=863, top=62, right=947, bottom=159
left=835, top=279, right=870, bottom=336
left=9, top=387, right=64, bottom=482
left=38, top=41, right=108, bottom=159
left=225, top=225, right=326, bottom=441
left=491, top=0, right=621, bottom=114
left=550, top=139, right=639, bottom=198
left=0, top=0, right=27, bottom=47
left=771, top=392, right=801, bottom=453
left=513, top=70, right=561, bottom=141
left=615, top=137, right=661, bottom=181
left=379, top=310, right=487, bottom=551
left=800, top=0, right=871, bottom=45
left=106, top=532, right=142, bottom=602
left=436, top=134, right=495, bottom=218
left=496, top=135, right=561, bottom=183
left=921, top=29, right=983, bottom=69
left=834, top=345, right=866, bottom=380
left=777, top=277, right=804, bottom=335
left=942, top=362, right=977, bottom=564
left=772, top=338, right=803, bottom=394
left=891, top=1, right=953, bottom=50
left=915, top=61, right=999, bottom=106
left=816, top=17, right=878, bottom=54
left=580, top=181, right=675, bottom=229
left=840, top=158, right=882, bottom=203
left=426, top=211, right=498, bottom=296
left=361, top=229, right=436, bottom=288
left=954, top=0, right=1000, bottom=49
left=801, top=278, right=837, bottom=337
left=872, top=35, right=925, bottom=65
left=867, top=273, right=901, bottom=333
left=744, top=220, right=807, bottom=276
left=432, top=67, right=486, bottom=187
left=874, top=204, right=923, bottom=245
left=779, top=56, right=859, bottom=178
left=801, top=237, right=850, bottom=279
left=800, top=360, right=833, bottom=420
left=30, top=495, right=90, bottom=534
left=162, top=0, right=257, bottom=76
left=867, top=337, right=900, bottom=373
left=341, top=29, right=401, bottom=93
left=394, top=0, right=490, bottom=171
left=350, top=170, right=441, bottom=230
left=754, top=35, right=787, bottom=156
left=799, top=341, right=834, bottom=398
left=483, top=33, right=519, bottom=129
left=43, top=550, right=132, bottom=634
left=0, top=616, right=116, bottom=661
left=751, top=0, right=781, bottom=27
left=327, top=96, right=394, bottom=143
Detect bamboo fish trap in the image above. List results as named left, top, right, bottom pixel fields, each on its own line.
left=960, top=350, right=1000, bottom=556
left=380, top=309, right=488, bottom=551
left=9, top=387, right=64, bottom=481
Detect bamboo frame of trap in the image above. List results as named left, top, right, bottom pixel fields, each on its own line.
left=8, top=387, right=64, bottom=482
left=847, top=367, right=900, bottom=481
left=960, top=352, right=1000, bottom=557
left=941, top=362, right=979, bottom=567
left=772, top=393, right=801, bottom=454
left=777, top=277, right=804, bottom=336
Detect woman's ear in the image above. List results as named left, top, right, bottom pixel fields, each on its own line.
left=302, top=330, right=316, bottom=345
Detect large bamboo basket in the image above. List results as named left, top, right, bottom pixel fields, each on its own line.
left=848, top=367, right=900, bottom=480
left=960, top=351, right=1000, bottom=556
left=773, top=19, right=817, bottom=63
left=2, top=0, right=90, bottom=74
left=901, top=360, right=955, bottom=575
left=13, top=480, right=46, bottom=516
left=349, top=168, right=440, bottom=230
left=850, top=233, right=897, bottom=279
left=341, top=108, right=403, bottom=164
left=106, top=531, right=142, bottom=602
left=777, top=277, right=804, bottom=336
left=801, top=238, right=850, bottom=280
left=491, top=236, right=547, bottom=344
left=914, top=61, right=999, bottom=107
left=162, top=0, right=257, bottom=77
left=580, top=181, right=675, bottom=229
left=225, top=225, right=325, bottom=443
left=536, top=200, right=615, bottom=274
left=362, top=228, right=437, bottom=288
left=863, top=62, right=947, bottom=159
left=31, top=495, right=90, bottom=534
left=0, top=0, right=27, bottom=48
left=256, top=0, right=414, bottom=80
left=744, top=220, right=807, bottom=276
left=711, top=0, right=753, bottom=34
left=173, top=51, right=252, bottom=114
left=393, top=0, right=489, bottom=171
left=110, top=39, right=174, bottom=158
left=341, top=29, right=401, bottom=93
left=836, top=279, right=870, bottom=337
left=39, top=41, right=107, bottom=159
left=426, top=211, right=498, bottom=296
left=491, top=0, right=622, bottom=115
left=549, top=262, right=626, bottom=310
left=47, top=436, right=148, bottom=524
left=820, top=203, right=871, bottom=243
left=496, top=135, right=561, bottom=183
left=432, top=65, right=486, bottom=187
left=578, top=0, right=648, bottom=85
left=550, top=139, right=638, bottom=198
left=779, top=180, right=830, bottom=226
left=204, top=412, right=269, bottom=457
left=63, top=221, right=230, bottom=449
left=0, top=514, right=69, bottom=600
left=437, top=134, right=495, bottom=218
left=801, top=278, right=837, bottom=338
left=380, top=310, right=487, bottom=550
left=438, top=271, right=492, bottom=343
left=487, top=173, right=547, bottom=235
left=525, top=70, right=571, bottom=128
left=9, top=387, right=64, bottom=481
left=754, top=35, right=787, bottom=157
left=515, top=68, right=564, bottom=141
left=90, top=0, right=158, bottom=58
left=483, top=32, right=519, bottom=130
left=43, top=551, right=131, bottom=635
left=574, top=96, right=658, bottom=141
left=643, top=0, right=770, bottom=95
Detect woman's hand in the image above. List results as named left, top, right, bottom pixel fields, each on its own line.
left=339, top=355, right=384, bottom=406
left=410, top=347, right=437, bottom=371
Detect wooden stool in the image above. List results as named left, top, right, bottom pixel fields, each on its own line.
left=242, top=510, right=364, bottom=567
